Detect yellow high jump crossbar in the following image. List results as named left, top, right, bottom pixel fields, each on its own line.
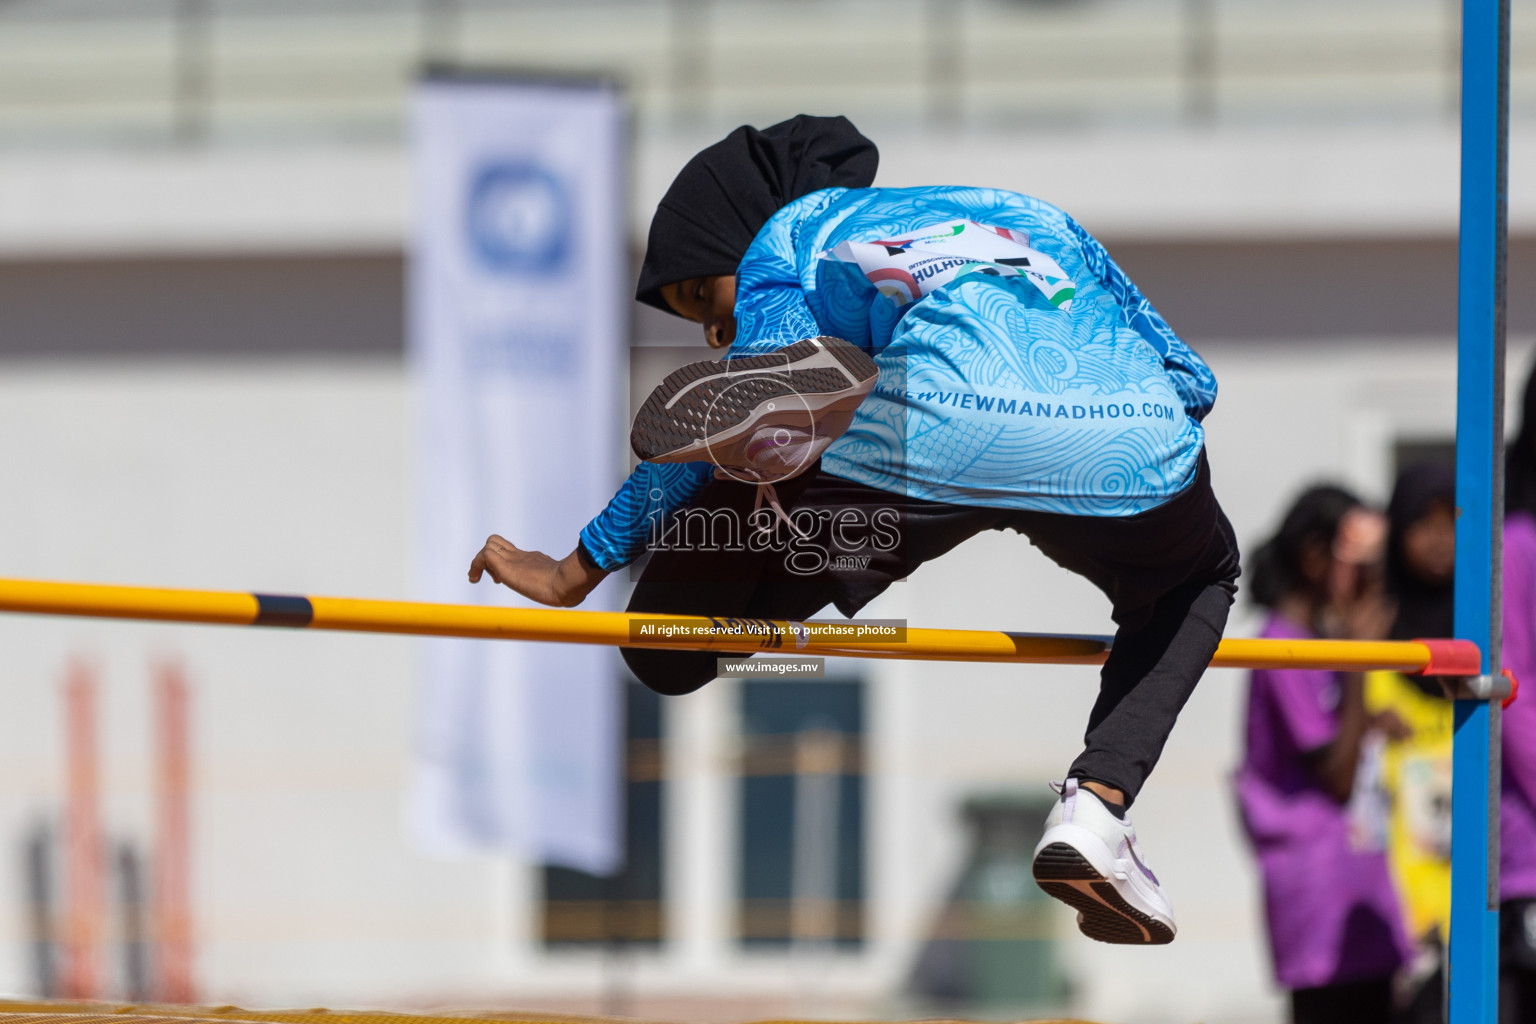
left=0, top=576, right=1484, bottom=676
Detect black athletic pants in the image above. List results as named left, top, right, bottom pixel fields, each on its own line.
left=622, top=453, right=1240, bottom=804
left=1291, top=977, right=1393, bottom=1024
left=1502, top=899, right=1536, bottom=1024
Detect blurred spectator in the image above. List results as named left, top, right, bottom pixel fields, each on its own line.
left=1363, top=463, right=1456, bottom=1023
left=1236, top=485, right=1410, bottom=1024
left=1501, top=367, right=1536, bottom=1023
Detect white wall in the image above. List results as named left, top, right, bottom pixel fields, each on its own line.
left=0, top=122, right=1527, bottom=1018
left=2, top=123, right=1534, bottom=258
left=0, top=335, right=1522, bottom=1019
left=0, top=361, right=508, bottom=1007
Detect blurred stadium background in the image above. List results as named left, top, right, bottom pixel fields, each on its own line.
left=0, top=1, right=1533, bottom=1022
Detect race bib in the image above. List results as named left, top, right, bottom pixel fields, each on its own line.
left=819, top=219, right=1077, bottom=311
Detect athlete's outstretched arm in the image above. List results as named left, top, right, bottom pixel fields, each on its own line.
left=467, top=535, right=608, bottom=608
left=466, top=458, right=716, bottom=605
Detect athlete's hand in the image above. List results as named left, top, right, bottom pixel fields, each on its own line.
left=468, top=535, right=607, bottom=608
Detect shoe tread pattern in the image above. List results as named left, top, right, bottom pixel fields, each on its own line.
left=1032, top=842, right=1174, bottom=946
left=631, top=338, right=876, bottom=461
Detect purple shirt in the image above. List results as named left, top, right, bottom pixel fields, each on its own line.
left=1235, top=613, right=1410, bottom=990
left=1502, top=513, right=1536, bottom=900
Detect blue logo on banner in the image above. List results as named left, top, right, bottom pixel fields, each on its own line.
left=465, top=163, right=571, bottom=274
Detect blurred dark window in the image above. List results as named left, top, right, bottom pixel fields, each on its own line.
left=1395, top=438, right=1456, bottom=477
left=737, top=679, right=865, bottom=948
left=542, top=680, right=664, bottom=946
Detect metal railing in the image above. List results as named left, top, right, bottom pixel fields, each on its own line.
left=0, top=0, right=1531, bottom=148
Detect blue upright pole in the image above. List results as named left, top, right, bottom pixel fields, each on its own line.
left=1449, top=0, right=1509, bottom=1020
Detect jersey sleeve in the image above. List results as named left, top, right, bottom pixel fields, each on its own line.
left=578, top=461, right=715, bottom=571
left=726, top=195, right=824, bottom=359
left=1066, top=217, right=1218, bottom=421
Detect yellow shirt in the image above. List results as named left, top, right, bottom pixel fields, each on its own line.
left=1364, top=670, right=1453, bottom=942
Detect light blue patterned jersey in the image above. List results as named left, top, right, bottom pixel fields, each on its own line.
left=580, top=186, right=1215, bottom=571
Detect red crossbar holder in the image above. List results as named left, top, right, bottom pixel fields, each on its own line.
left=1412, top=638, right=1484, bottom=677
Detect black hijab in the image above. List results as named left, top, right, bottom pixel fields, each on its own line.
left=1387, top=461, right=1457, bottom=642
left=1508, top=361, right=1536, bottom=517
left=635, top=114, right=878, bottom=314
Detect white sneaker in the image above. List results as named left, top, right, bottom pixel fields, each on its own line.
left=1031, top=778, right=1177, bottom=945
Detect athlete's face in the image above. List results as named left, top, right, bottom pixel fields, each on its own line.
left=661, top=275, right=737, bottom=350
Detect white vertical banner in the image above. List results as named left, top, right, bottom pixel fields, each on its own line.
left=407, top=75, right=625, bottom=875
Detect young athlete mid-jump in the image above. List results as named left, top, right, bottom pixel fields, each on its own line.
left=469, top=115, right=1240, bottom=945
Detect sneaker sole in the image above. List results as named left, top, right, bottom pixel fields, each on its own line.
left=1032, top=841, right=1176, bottom=945
left=631, top=336, right=877, bottom=462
